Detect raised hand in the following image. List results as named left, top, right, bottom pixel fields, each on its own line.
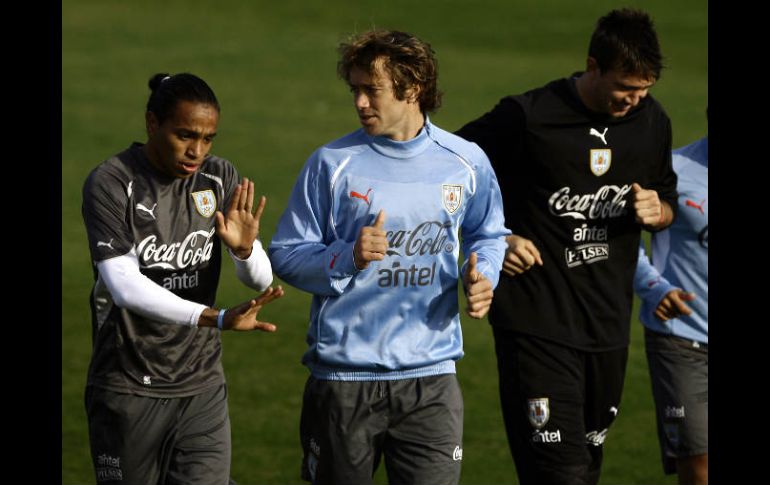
left=463, top=252, right=494, bottom=319
left=353, top=210, right=389, bottom=270
left=502, top=234, right=543, bottom=277
left=216, top=178, right=266, bottom=259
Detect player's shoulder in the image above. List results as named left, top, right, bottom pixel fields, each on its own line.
left=199, top=152, right=237, bottom=179
left=427, top=121, right=490, bottom=168
left=673, top=136, right=708, bottom=170
left=311, top=129, right=370, bottom=168
left=84, top=144, right=140, bottom=189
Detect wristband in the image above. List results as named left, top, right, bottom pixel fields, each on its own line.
left=217, top=309, right=227, bottom=330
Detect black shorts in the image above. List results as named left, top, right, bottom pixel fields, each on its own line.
left=493, top=328, right=627, bottom=485
left=300, top=374, right=463, bottom=485
left=85, top=384, right=231, bottom=485
left=645, top=328, right=708, bottom=474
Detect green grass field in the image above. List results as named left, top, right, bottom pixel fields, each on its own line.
left=62, top=1, right=707, bottom=483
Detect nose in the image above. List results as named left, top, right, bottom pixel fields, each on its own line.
left=626, top=88, right=648, bottom=107
left=354, top=90, right=369, bottom=110
left=186, top=140, right=204, bottom=159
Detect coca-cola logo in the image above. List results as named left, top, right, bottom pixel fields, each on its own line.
left=136, top=228, right=216, bottom=269
left=386, top=220, right=454, bottom=257
left=548, top=185, right=631, bottom=220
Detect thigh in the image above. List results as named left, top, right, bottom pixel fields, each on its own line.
left=645, top=331, right=708, bottom=471
left=384, top=374, right=464, bottom=485
left=166, top=384, right=232, bottom=485
left=300, top=377, right=388, bottom=485
left=493, top=329, right=592, bottom=485
left=85, top=386, right=172, bottom=485
left=583, top=347, right=628, bottom=485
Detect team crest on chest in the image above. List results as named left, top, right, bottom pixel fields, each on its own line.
left=191, top=190, right=217, bottom=218
left=590, top=149, right=612, bottom=176
left=528, top=398, right=550, bottom=430
left=442, top=184, right=463, bottom=214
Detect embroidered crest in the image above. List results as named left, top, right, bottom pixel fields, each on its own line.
left=528, top=398, right=550, bottom=430
left=192, top=190, right=217, bottom=218
left=590, top=149, right=612, bottom=176
left=442, top=184, right=463, bottom=214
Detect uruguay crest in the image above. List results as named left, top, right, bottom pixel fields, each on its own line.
left=442, top=184, right=463, bottom=214
left=192, top=190, right=217, bottom=218
left=528, top=398, right=550, bottom=430
left=590, top=149, right=612, bottom=176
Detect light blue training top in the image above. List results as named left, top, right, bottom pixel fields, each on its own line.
left=634, top=137, right=708, bottom=344
left=269, top=118, right=509, bottom=380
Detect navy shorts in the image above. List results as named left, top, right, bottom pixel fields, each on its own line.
left=493, top=327, right=627, bottom=485
left=645, top=328, right=708, bottom=474
left=300, top=374, right=463, bottom=485
left=85, top=384, right=232, bottom=485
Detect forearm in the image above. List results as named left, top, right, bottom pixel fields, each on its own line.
left=229, top=239, right=273, bottom=291
left=269, top=239, right=358, bottom=296
left=97, top=252, right=208, bottom=326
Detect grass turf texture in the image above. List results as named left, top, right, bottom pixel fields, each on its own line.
left=63, top=1, right=707, bottom=483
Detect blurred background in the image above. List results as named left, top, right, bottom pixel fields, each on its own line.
left=62, top=1, right=707, bottom=483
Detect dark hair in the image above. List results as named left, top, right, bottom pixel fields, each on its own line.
left=145, top=73, right=220, bottom=124
left=337, top=30, right=443, bottom=113
left=588, top=8, right=664, bottom=80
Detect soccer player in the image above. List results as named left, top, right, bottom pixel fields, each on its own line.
left=81, top=72, right=284, bottom=485
left=634, top=132, right=708, bottom=485
left=268, top=30, right=508, bottom=485
left=456, top=9, right=678, bottom=485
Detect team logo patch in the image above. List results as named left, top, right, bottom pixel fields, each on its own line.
left=442, top=184, right=463, bottom=214
left=191, top=190, right=217, bottom=218
left=590, top=149, right=612, bottom=176
left=528, top=398, right=550, bottom=430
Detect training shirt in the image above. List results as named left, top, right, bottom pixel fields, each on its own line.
left=634, top=137, right=708, bottom=344
left=83, top=143, right=249, bottom=397
left=456, top=75, right=678, bottom=351
left=269, top=119, right=509, bottom=380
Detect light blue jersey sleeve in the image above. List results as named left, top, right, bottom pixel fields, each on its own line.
left=633, top=241, right=676, bottom=309
left=268, top=150, right=358, bottom=296
left=458, top=152, right=508, bottom=289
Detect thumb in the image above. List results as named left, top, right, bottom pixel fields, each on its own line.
left=631, top=182, right=643, bottom=193
left=374, top=209, right=386, bottom=229
left=680, top=291, right=697, bottom=302
left=215, top=211, right=225, bottom=234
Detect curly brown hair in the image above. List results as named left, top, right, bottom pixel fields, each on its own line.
left=337, top=30, right=443, bottom=113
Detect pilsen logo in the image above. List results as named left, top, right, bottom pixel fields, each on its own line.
left=548, top=185, right=631, bottom=220
left=136, top=228, right=216, bottom=270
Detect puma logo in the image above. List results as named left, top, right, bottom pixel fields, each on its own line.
left=589, top=127, right=608, bottom=145
left=97, top=239, right=114, bottom=250
left=350, top=188, right=372, bottom=206
left=685, top=198, right=706, bottom=215
left=136, top=202, right=157, bottom=219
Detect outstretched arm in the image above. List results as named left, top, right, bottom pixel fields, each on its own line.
left=98, top=250, right=283, bottom=330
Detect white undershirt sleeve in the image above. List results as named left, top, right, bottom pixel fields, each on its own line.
left=228, top=239, right=273, bottom=291
left=97, top=249, right=207, bottom=327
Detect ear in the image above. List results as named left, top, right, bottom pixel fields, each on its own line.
left=406, top=85, right=421, bottom=105
left=585, top=57, right=599, bottom=75
left=145, top=111, right=159, bottom=137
